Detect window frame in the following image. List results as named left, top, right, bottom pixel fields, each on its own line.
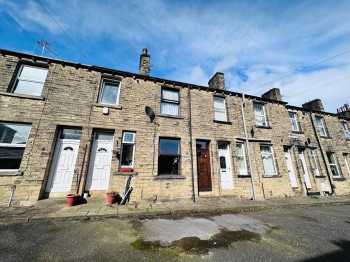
left=213, top=96, right=228, bottom=122
left=254, top=103, right=267, bottom=127
left=0, top=122, right=31, bottom=171
left=120, top=132, right=136, bottom=169
left=309, top=149, right=321, bottom=176
left=236, top=143, right=248, bottom=176
left=98, top=78, right=121, bottom=105
left=327, top=152, right=341, bottom=178
left=341, top=121, right=350, bottom=140
left=343, top=153, right=350, bottom=176
left=160, top=88, right=180, bottom=116
left=158, top=137, right=181, bottom=175
left=11, top=64, right=48, bottom=96
left=288, top=111, right=299, bottom=132
left=260, top=145, right=278, bottom=176
left=315, top=116, right=327, bottom=137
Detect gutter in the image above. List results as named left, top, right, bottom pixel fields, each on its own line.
left=308, top=112, right=334, bottom=195
left=241, top=94, right=257, bottom=199
left=188, top=85, right=195, bottom=202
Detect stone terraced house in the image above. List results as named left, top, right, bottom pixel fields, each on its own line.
left=1, top=48, right=350, bottom=206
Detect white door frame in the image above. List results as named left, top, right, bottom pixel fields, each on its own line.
left=85, top=132, right=114, bottom=191
left=45, top=139, right=80, bottom=193
left=284, top=148, right=298, bottom=188
left=298, top=149, right=312, bottom=189
left=218, top=143, right=234, bottom=190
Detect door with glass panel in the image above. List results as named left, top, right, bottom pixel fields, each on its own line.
left=46, top=128, right=81, bottom=193
left=86, top=131, right=114, bottom=191
left=298, top=149, right=312, bottom=189
left=284, top=148, right=298, bottom=188
left=218, top=142, right=233, bottom=190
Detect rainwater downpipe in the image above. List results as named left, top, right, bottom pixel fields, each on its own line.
left=308, top=112, right=334, bottom=195
left=8, top=185, right=16, bottom=207
left=241, top=94, right=257, bottom=199
left=188, top=85, right=195, bottom=202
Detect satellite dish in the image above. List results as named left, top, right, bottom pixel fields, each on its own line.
left=145, top=106, right=155, bottom=122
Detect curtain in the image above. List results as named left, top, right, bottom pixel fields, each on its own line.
left=161, top=102, right=179, bottom=116
left=261, top=146, right=276, bottom=175
left=162, top=89, right=179, bottom=101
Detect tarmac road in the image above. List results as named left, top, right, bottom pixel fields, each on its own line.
left=0, top=204, right=349, bottom=261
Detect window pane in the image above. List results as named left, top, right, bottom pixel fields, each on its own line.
left=218, top=142, right=228, bottom=150
left=158, top=155, right=179, bottom=174
left=254, top=104, right=263, bottom=115
left=261, top=146, right=276, bottom=175
left=121, top=144, right=134, bottom=166
left=162, top=89, right=179, bottom=101
left=100, top=81, right=119, bottom=104
left=214, top=97, right=225, bottom=109
left=14, top=80, right=44, bottom=96
left=219, top=156, right=226, bottom=169
left=20, top=66, right=48, bottom=81
left=96, top=132, right=113, bottom=140
left=236, top=144, right=243, bottom=155
left=161, top=102, right=179, bottom=116
left=0, top=147, right=25, bottom=169
left=196, top=141, right=208, bottom=149
left=123, top=132, right=135, bottom=143
left=159, top=139, right=179, bottom=155
left=0, top=123, right=31, bottom=144
left=60, top=129, right=82, bottom=140
left=215, top=111, right=227, bottom=121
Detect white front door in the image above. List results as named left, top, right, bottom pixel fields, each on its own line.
left=284, top=148, right=298, bottom=188
left=298, top=150, right=312, bottom=189
left=85, top=132, right=114, bottom=191
left=218, top=143, right=233, bottom=190
left=46, top=139, right=80, bottom=193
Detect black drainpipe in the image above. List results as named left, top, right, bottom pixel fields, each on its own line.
left=188, top=85, right=195, bottom=202
left=308, top=112, right=334, bottom=195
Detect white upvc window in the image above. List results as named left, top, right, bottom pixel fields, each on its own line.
left=254, top=103, right=267, bottom=126
left=214, top=97, right=227, bottom=121
left=341, top=122, right=350, bottom=140
left=260, top=145, right=277, bottom=176
left=98, top=79, right=121, bottom=105
left=0, top=122, right=31, bottom=171
left=327, top=152, right=340, bottom=177
left=343, top=153, right=350, bottom=176
left=12, top=65, right=48, bottom=96
left=120, top=132, right=136, bottom=168
left=315, top=116, right=327, bottom=137
left=236, top=143, right=248, bottom=176
left=288, top=111, right=299, bottom=131
left=309, top=149, right=320, bottom=176
left=161, top=89, right=179, bottom=116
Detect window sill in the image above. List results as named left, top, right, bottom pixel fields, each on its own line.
left=262, top=175, right=281, bottom=178
left=320, top=136, right=332, bottom=139
left=255, top=125, right=272, bottom=129
left=213, top=120, right=232, bottom=125
left=93, top=103, right=122, bottom=110
left=237, top=175, right=251, bottom=178
left=0, top=170, right=23, bottom=176
left=0, top=91, right=45, bottom=100
left=315, top=175, right=326, bottom=178
left=113, top=172, right=138, bottom=176
left=158, top=114, right=184, bottom=119
left=154, top=175, right=186, bottom=180
left=292, top=130, right=304, bottom=134
left=333, top=177, right=346, bottom=181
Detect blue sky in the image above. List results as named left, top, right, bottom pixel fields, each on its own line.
left=1, top=0, right=350, bottom=113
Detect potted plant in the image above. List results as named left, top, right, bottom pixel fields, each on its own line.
left=106, top=191, right=119, bottom=206
left=66, top=193, right=80, bottom=207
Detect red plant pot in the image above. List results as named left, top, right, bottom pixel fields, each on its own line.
left=66, top=194, right=79, bottom=207
left=120, top=167, right=133, bottom=173
left=107, top=193, right=117, bottom=206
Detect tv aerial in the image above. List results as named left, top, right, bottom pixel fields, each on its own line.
left=33, top=40, right=58, bottom=57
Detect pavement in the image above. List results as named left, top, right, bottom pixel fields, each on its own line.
left=0, top=194, right=350, bottom=225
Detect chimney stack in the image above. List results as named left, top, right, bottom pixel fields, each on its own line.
left=337, top=103, right=350, bottom=118
left=139, top=48, right=150, bottom=76
left=208, top=72, right=225, bottom=90
left=302, top=99, right=324, bottom=111
left=262, top=88, right=282, bottom=101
